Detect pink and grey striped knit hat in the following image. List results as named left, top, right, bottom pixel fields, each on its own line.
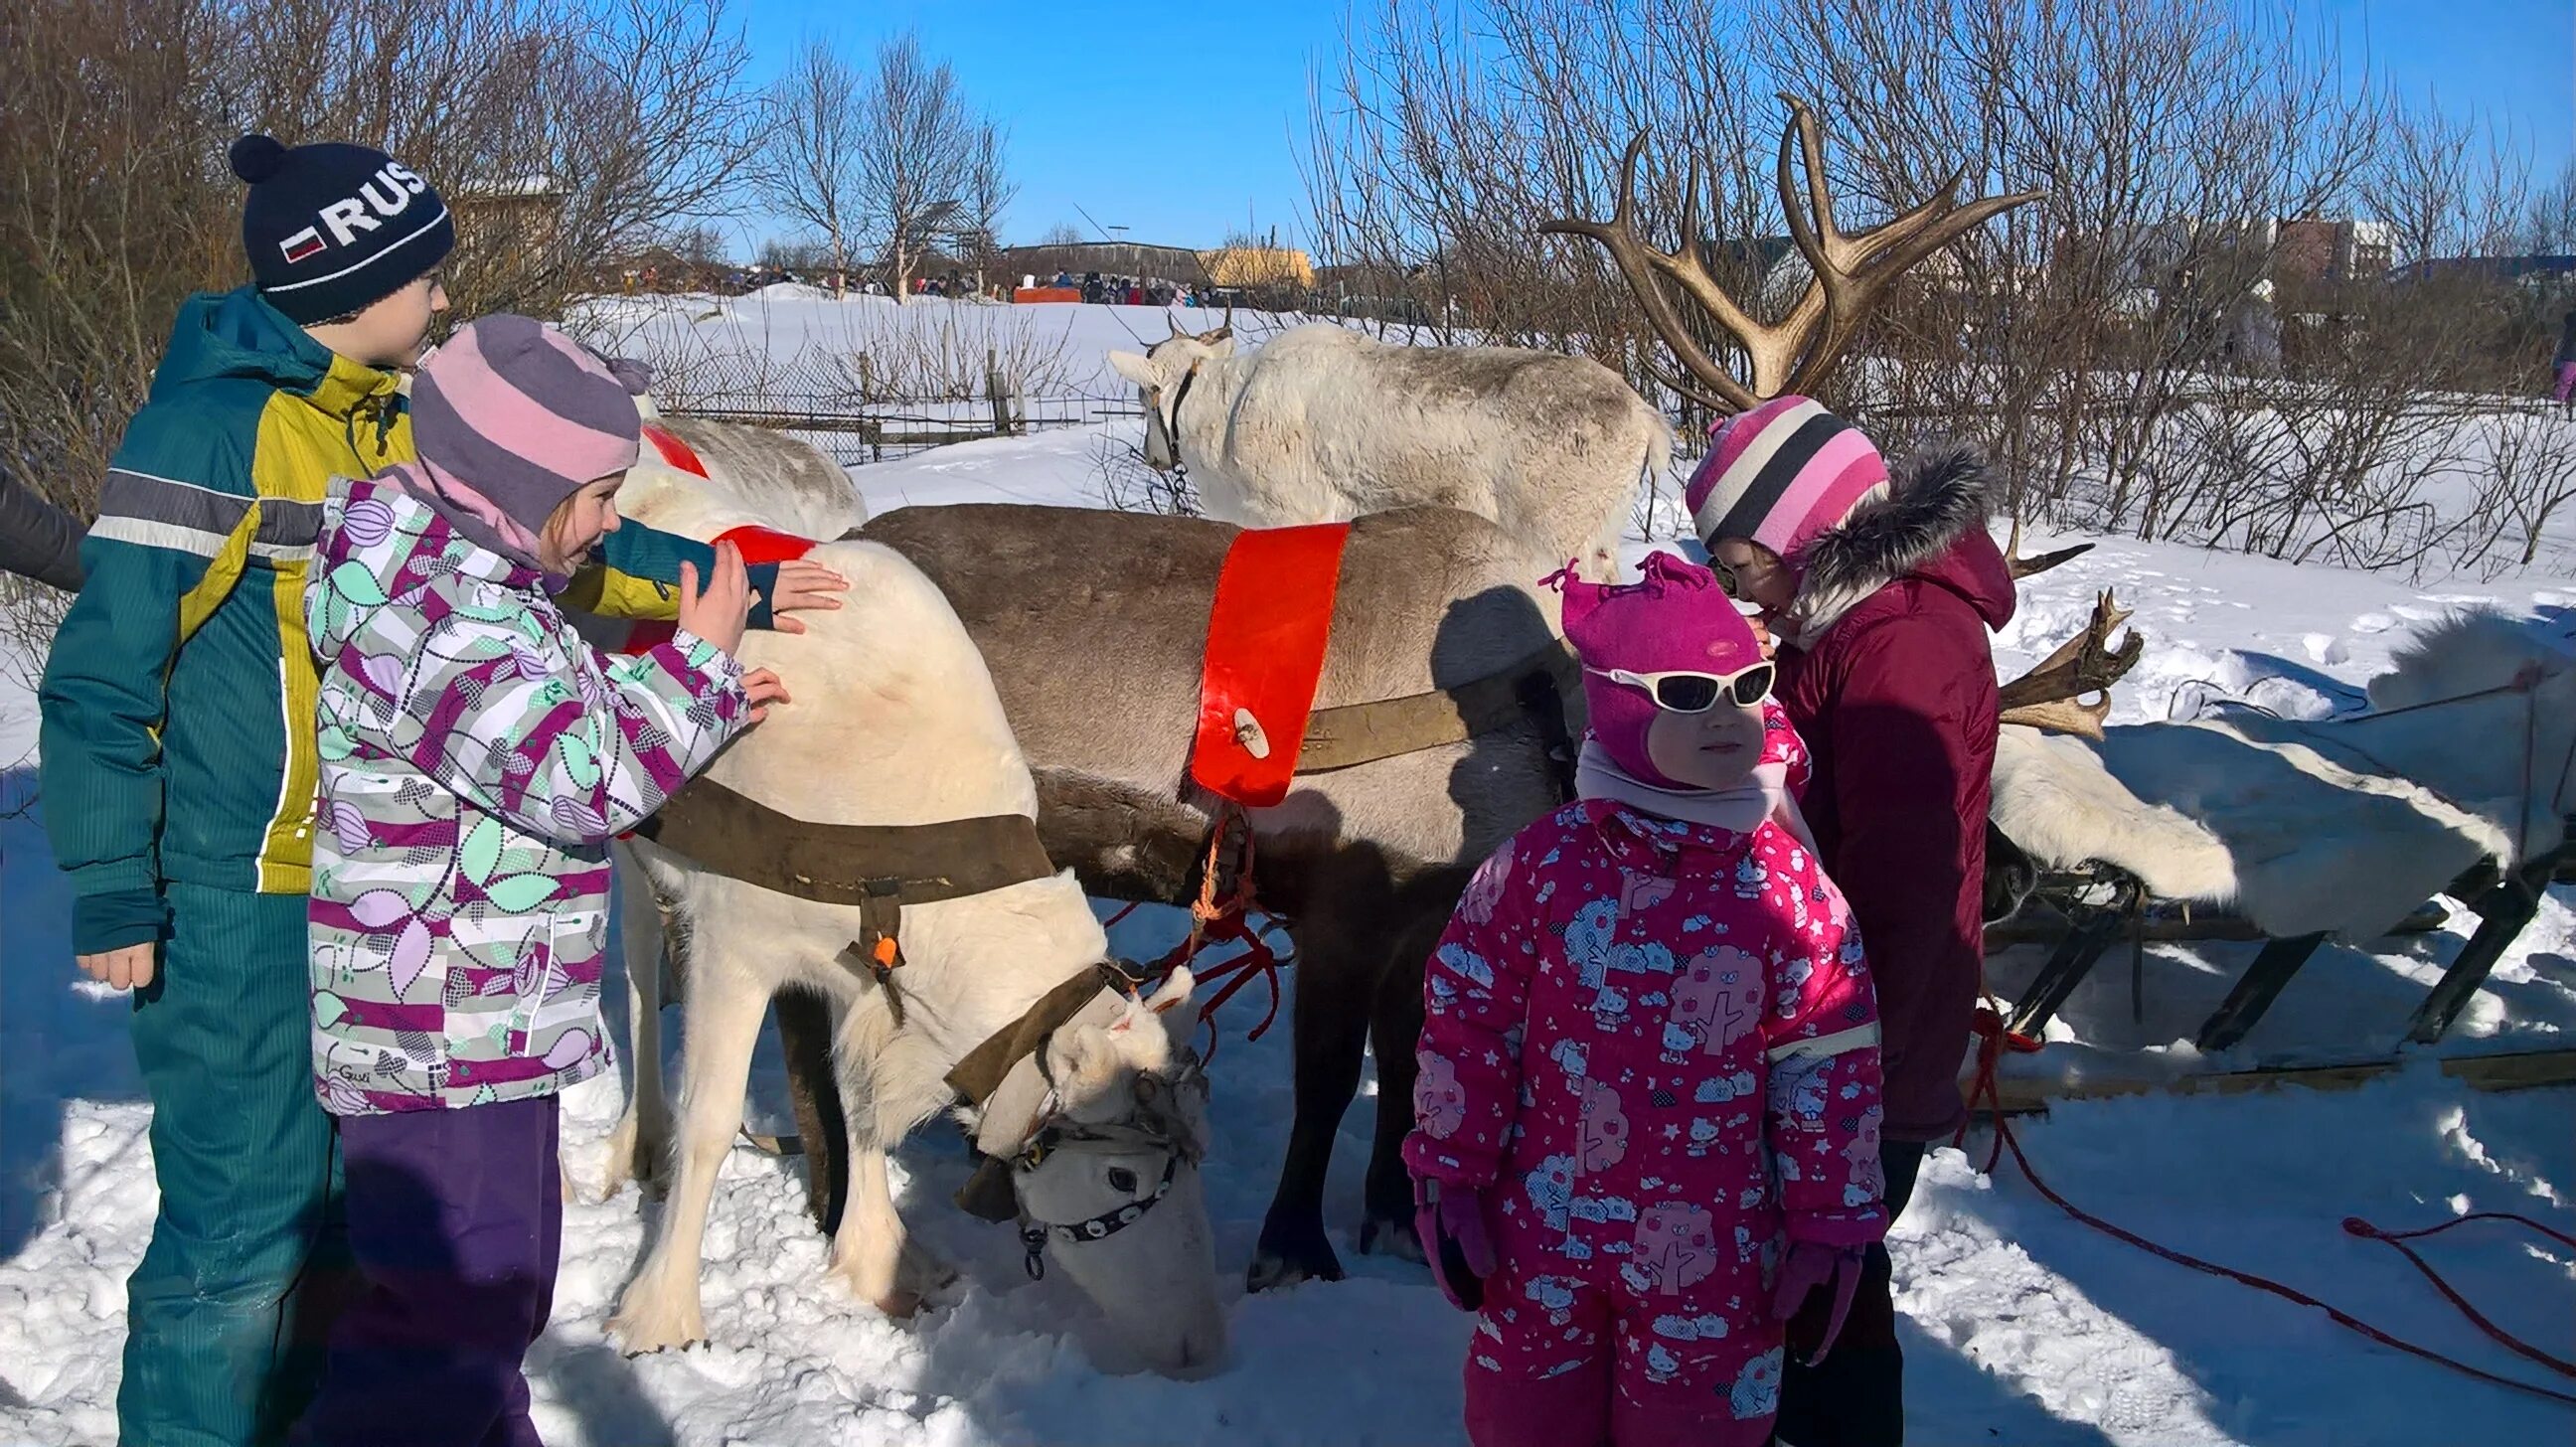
left=1686, top=395, right=1890, bottom=570
left=408, top=313, right=645, bottom=568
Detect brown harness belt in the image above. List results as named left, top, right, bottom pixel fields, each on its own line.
left=630, top=777, right=1059, bottom=998
left=1295, top=637, right=1581, bottom=777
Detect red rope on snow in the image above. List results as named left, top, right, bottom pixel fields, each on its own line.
left=1961, top=1008, right=2576, bottom=1408
left=2341, top=1212, right=2576, bottom=1380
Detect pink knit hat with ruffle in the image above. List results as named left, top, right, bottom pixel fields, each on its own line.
left=1550, top=551, right=1764, bottom=787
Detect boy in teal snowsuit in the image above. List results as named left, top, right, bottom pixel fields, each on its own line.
left=39, top=135, right=842, bottom=1446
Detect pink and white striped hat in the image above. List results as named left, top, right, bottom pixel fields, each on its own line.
left=1685, top=395, right=1889, bottom=568
left=409, top=314, right=644, bottom=561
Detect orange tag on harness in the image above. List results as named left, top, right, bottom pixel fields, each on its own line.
left=618, top=524, right=819, bottom=656
left=1190, top=523, right=1351, bottom=808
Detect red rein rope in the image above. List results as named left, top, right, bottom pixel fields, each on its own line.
left=1961, top=1009, right=2576, bottom=1408
left=1100, top=809, right=1292, bottom=1062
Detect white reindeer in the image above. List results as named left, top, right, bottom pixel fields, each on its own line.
left=1107, top=322, right=1669, bottom=580
left=1991, top=611, right=2576, bottom=942
left=599, top=471, right=1227, bottom=1374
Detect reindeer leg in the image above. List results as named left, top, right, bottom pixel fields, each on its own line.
left=1250, top=920, right=1374, bottom=1291
left=774, top=988, right=848, bottom=1234
left=1359, top=913, right=1436, bottom=1263
left=600, top=842, right=672, bottom=1202
left=827, top=1005, right=952, bottom=1316
left=608, top=938, right=769, bottom=1354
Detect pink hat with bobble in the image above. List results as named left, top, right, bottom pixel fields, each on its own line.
left=1549, top=551, right=1764, bottom=788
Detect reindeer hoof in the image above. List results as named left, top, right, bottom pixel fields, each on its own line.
left=607, top=1280, right=707, bottom=1355
left=1247, top=1216, right=1345, bottom=1292
left=596, top=1116, right=671, bottom=1204
left=1359, top=1211, right=1427, bottom=1265
left=899, top=1238, right=960, bottom=1297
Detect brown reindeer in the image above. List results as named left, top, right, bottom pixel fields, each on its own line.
left=854, top=503, right=1571, bottom=1287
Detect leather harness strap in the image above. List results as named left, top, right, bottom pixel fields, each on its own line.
left=630, top=776, right=1059, bottom=1002
left=1296, top=636, right=1582, bottom=777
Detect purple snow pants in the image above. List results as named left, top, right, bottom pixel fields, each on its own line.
left=292, top=1094, right=563, bottom=1447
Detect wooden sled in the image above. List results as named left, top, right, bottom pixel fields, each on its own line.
left=1995, top=829, right=2574, bottom=1052
left=1976, top=1044, right=2576, bottom=1117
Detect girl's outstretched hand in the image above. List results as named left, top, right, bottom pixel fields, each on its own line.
left=763, top=558, right=848, bottom=634
left=676, top=542, right=753, bottom=655
left=737, top=667, right=789, bottom=726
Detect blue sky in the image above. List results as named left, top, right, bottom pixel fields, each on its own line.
left=724, top=0, right=2572, bottom=253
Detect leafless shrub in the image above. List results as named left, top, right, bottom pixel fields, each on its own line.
left=755, top=38, right=870, bottom=296
left=1308, top=0, right=2562, bottom=574
left=757, top=32, right=1012, bottom=301
left=2464, top=409, right=2576, bottom=574
left=1304, top=0, right=1775, bottom=420
left=0, top=0, right=758, bottom=530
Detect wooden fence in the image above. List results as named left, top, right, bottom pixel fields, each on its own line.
left=659, top=344, right=1144, bottom=464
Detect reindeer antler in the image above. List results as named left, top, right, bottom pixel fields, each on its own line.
left=1539, top=95, right=2043, bottom=409
left=2004, top=518, right=2097, bottom=580
left=1997, top=590, right=2142, bottom=738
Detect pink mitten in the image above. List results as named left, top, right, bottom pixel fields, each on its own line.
left=1414, top=1178, right=1498, bottom=1312
left=1772, top=1240, right=1865, bottom=1365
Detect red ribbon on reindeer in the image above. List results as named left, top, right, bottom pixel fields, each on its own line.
left=1190, top=523, right=1352, bottom=809
left=641, top=421, right=709, bottom=479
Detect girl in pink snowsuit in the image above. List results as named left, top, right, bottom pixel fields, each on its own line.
left=1406, top=552, right=1888, bottom=1447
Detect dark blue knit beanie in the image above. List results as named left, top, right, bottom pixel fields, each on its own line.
left=231, top=135, right=455, bottom=325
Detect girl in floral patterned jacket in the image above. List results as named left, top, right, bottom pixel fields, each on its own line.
left=1404, top=552, right=1888, bottom=1447
left=296, top=315, right=786, bottom=1445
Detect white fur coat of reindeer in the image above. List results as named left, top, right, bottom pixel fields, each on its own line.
left=599, top=467, right=1227, bottom=1374
left=1109, top=323, right=1669, bottom=580
left=1991, top=613, right=2576, bottom=941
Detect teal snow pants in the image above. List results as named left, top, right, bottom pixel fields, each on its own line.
left=119, top=882, right=352, bottom=1446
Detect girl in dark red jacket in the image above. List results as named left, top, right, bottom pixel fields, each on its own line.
left=1688, top=396, right=2014, bottom=1447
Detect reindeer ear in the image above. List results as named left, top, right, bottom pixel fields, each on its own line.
left=1106, top=350, right=1159, bottom=388
left=1144, top=966, right=1197, bottom=1047
left=1043, top=1025, right=1124, bottom=1107
left=1201, top=329, right=1236, bottom=355
left=1144, top=965, right=1195, bottom=1015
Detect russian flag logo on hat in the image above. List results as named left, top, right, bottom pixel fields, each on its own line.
left=279, top=227, right=326, bottom=264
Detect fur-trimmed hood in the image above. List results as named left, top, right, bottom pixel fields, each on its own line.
left=1785, top=441, right=2013, bottom=644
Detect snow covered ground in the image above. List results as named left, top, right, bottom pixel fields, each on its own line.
left=3, top=299, right=2573, bottom=1444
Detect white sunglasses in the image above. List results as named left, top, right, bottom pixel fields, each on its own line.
left=1586, top=662, right=1775, bottom=713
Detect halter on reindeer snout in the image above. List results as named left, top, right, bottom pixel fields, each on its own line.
left=945, top=962, right=1210, bottom=1280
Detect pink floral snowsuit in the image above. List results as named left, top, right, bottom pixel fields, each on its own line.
left=1404, top=782, right=1888, bottom=1447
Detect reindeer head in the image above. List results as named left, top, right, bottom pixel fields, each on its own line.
left=1107, top=316, right=1236, bottom=472
left=1007, top=968, right=1227, bottom=1375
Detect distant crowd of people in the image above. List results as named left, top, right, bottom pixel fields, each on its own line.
left=1036, top=270, right=1220, bottom=308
